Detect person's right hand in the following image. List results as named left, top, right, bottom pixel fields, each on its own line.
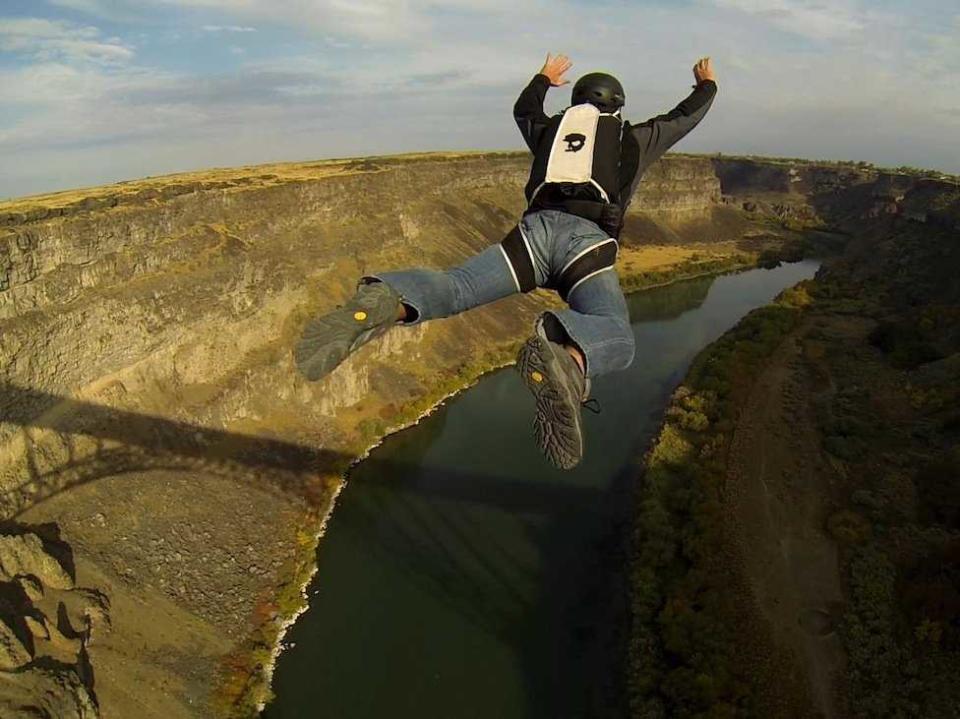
left=539, top=53, right=572, bottom=87
left=693, top=57, right=716, bottom=84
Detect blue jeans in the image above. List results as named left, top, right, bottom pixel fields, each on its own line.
left=363, top=210, right=636, bottom=380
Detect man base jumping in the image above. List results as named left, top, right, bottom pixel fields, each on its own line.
left=296, top=54, right=718, bottom=470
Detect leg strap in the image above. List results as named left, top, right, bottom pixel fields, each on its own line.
left=499, top=225, right=537, bottom=293
left=556, top=238, right=618, bottom=301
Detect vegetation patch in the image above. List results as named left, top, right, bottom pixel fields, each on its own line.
left=620, top=252, right=755, bottom=293
left=213, top=515, right=324, bottom=717
left=797, top=221, right=960, bottom=718
left=629, top=283, right=813, bottom=717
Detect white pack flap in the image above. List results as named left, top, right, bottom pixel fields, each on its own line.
left=545, top=103, right=599, bottom=184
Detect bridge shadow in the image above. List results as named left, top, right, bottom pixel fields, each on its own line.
left=1, top=380, right=608, bottom=521
left=2, top=271, right=728, bottom=717
left=1, top=377, right=636, bottom=717
left=0, top=380, right=364, bottom=518
left=0, top=382, right=640, bottom=716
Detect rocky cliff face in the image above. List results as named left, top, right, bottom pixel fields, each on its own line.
left=0, top=522, right=106, bottom=718
left=1, top=152, right=553, bottom=717
left=633, top=155, right=722, bottom=214
left=1, top=150, right=955, bottom=716
left=713, top=156, right=960, bottom=231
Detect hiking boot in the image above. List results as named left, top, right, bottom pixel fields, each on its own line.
left=516, top=332, right=591, bottom=470
left=295, top=280, right=402, bottom=381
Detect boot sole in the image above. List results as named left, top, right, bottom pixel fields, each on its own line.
left=295, top=307, right=373, bottom=381
left=516, top=336, right=584, bottom=470
left=295, top=287, right=398, bottom=381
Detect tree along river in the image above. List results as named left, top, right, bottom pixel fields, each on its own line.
left=264, top=260, right=820, bottom=718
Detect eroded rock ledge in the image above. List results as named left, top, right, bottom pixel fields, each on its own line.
left=0, top=523, right=107, bottom=718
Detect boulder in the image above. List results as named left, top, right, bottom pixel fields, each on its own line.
left=0, top=533, right=73, bottom=590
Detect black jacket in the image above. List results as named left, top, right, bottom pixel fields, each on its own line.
left=514, top=74, right=717, bottom=215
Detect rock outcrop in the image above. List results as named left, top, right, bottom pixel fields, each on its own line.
left=0, top=523, right=106, bottom=718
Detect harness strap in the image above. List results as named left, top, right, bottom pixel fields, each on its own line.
left=528, top=195, right=624, bottom=239
left=556, top=238, right=618, bottom=301
left=561, top=199, right=607, bottom=222
left=499, top=225, right=537, bottom=293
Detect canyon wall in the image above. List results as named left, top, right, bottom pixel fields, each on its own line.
left=1, top=150, right=955, bottom=717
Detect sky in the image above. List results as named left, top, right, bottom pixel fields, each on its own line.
left=0, top=0, right=958, bottom=199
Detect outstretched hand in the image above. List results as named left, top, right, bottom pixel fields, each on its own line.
left=539, top=53, right=572, bottom=87
left=693, top=56, right=716, bottom=84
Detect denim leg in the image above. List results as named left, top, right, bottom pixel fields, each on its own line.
left=362, top=243, right=519, bottom=324
left=542, top=268, right=636, bottom=379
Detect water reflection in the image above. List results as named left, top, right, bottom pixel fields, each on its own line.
left=625, top=272, right=714, bottom=322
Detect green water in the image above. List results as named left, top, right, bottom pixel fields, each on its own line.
left=263, top=260, right=820, bottom=718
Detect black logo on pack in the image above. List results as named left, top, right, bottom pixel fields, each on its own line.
left=563, top=133, right=586, bottom=152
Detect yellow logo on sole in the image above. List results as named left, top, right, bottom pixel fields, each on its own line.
left=354, top=311, right=367, bottom=321
left=530, top=371, right=544, bottom=383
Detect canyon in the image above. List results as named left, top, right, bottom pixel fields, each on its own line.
left=1, top=150, right=956, bottom=717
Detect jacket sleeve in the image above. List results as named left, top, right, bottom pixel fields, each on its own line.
left=514, top=74, right=552, bottom=152
left=630, top=79, right=717, bottom=174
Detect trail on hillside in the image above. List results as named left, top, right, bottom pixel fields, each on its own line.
left=724, top=318, right=848, bottom=718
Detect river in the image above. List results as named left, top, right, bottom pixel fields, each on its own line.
left=263, top=260, right=820, bottom=718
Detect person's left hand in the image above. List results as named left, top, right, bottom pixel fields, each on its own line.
left=539, top=53, right=573, bottom=86
left=693, top=56, right=716, bottom=84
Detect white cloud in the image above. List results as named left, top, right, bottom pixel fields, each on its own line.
left=47, top=0, right=113, bottom=15
left=45, top=0, right=151, bottom=23
left=0, top=17, right=134, bottom=64
left=157, top=0, right=429, bottom=41
left=707, top=0, right=865, bottom=41
left=0, top=61, right=185, bottom=147
left=202, top=24, right=256, bottom=32
left=55, top=0, right=540, bottom=43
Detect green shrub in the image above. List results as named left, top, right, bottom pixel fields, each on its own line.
left=826, top=510, right=873, bottom=544
left=823, top=434, right=867, bottom=461
left=915, top=452, right=960, bottom=529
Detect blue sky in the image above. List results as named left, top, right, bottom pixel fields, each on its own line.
left=0, top=0, right=957, bottom=199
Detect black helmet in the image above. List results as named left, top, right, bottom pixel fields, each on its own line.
left=571, top=72, right=624, bottom=112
